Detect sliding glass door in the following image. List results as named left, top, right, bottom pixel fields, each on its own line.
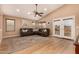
left=53, top=16, right=75, bottom=40
left=53, top=19, right=61, bottom=37
left=63, top=18, right=74, bottom=39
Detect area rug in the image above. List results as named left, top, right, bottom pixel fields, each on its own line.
left=0, top=35, right=50, bottom=54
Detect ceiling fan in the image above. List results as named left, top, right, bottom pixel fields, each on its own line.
left=33, top=4, right=44, bottom=17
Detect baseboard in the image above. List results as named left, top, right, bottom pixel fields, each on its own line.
left=3, top=35, right=19, bottom=39
left=51, top=35, right=74, bottom=41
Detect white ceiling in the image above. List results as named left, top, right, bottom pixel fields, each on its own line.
left=1, top=4, right=63, bottom=20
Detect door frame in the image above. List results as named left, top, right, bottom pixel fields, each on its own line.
left=52, top=16, right=76, bottom=40
left=53, top=18, right=62, bottom=37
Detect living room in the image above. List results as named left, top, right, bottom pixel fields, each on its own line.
left=0, top=4, right=79, bottom=54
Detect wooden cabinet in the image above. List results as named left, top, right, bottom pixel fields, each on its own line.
left=74, top=34, right=79, bottom=54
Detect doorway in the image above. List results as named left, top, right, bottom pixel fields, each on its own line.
left=53, top=16, right=75, bottom=40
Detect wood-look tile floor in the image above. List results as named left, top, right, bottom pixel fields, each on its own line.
left=0, top=36, right=75, bottom=54
left=14, top=37, right=74, bottom=54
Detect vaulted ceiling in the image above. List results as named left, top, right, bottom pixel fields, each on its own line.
left=1, top=4, right=64, bottom=20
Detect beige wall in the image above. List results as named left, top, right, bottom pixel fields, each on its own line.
left=2, top=4, right=79, bottom=39
left=39, top=4, right=79, bottom=37
left=3, top=15, right=33, bottom=38
left=0, top=9, right=3, bottom=44
left=0, top=15, right=3, bottom=44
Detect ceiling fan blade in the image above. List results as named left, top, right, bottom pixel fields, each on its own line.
left=39, top=12, right=44, bottom=14
left=38, top=13, right=42, bottom=17
left=39, top=14, right=42, bottom=17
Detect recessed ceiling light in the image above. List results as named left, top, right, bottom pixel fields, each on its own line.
left=27, top=12, right=31, bottom=15
left=16, top=9, right=20, bottom=12
left=44, top=8, right=47, bottom=11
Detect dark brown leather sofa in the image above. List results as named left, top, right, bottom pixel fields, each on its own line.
left=20, top=28, right=33, bottom=36
left=20, top=28, right=50, bottom=37
left=38, top=28, right=50, bottom=37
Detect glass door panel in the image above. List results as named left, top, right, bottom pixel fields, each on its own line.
left=63, top=18, right=73, bottom=37
left=55, top=25, right=60, bottom=35
left=53, top=20, right=61, bottom=36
